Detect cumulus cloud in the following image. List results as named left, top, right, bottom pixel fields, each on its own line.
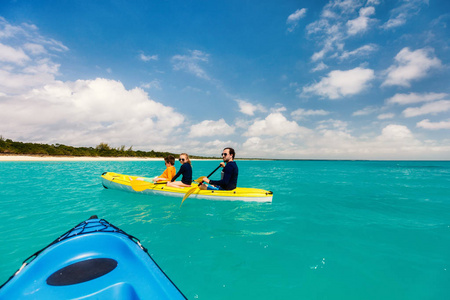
left=305, top=0, right=380, bottom=63
left=141, top=79, right=162, bottom=90
left=24, top=43, right=46, bottom=55
left=352, top=106, right=379, bottom=116
left=140, top=53, right=158, bottom=62
left=402, top=100, right=450, bottom=117
left=417, top=119, right=450, bottom=130
left=0, top=18, right=186, bottom=150
left=376, top=124, right=415, bottom=142
left=0, top=17, right=68, bottom=53
left=189, top=119, right=234, bottom=137
left=382, top=47, right=442, bottom=87
left=244, top=112, right=311, bottom=137
left=316, top=119, right=349, bottom=131
left=386, top=92, right=447, bottom=105
left=291, top=108, right=330, bottom=120
left=381, top=0, right=428, bottom=30
left=339, top=44, right=378, bottom=60
left=377, top=113, right=395, bottom=120
left=0, top=43, right=30, bottom=65
left=347, top=6, right=376, bottom=35
left=302, top=67, right=375, bottom=99
left=240, top=121, right=449, bottom=160
left=172, top=50, right=210, bottom=80
left=311, top=62, right=328, bottom=72
left=236, top=99, right=266, bottom=116
left=287, top=8, right=307, bottom=32
left=2, top=17, right=448, bottom=160
left=0, top=78, right=185, bottom=146
left=0, top=19, right=68, bottom=95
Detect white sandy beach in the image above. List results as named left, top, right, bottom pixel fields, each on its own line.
left=0, top=155, right=164, bottom=162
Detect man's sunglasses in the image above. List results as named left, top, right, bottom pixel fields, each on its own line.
left=221, top=153, right=228, bottom=157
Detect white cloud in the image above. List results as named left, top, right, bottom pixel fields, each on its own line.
left=236, top=99, right=266, bottom=116
left=377, top=113, right=395, bottom=120
left=311, top=47, right=328, bottom=62
left=287, top=8, right=307, bottom=32
left=377, top=124, right=415, bottom=142
left=417, top=119, right=450, bottom=130
left=140, top=53, right=158, bottom=62
left=244, top=112, right=311, bottom=137
left=303, top=67, right=375, bottom=99
left=172, top=50, right=210, bottom=80
left=141, top=79, right=162, bottom=90
left=0, top=43, right=30, bottom=65
left=0, top=66, right=58, bottom=95
left=339, top=44, right=378, bottom=60
left=2, top=17, right=449, bottom=160
left=24, top=43, right=46, bottom=55
left=347, top=6, right=376, bottom=35
left=0, top=18, right=68, bottom=53
left=0, top=78, right=185, bottom=146
left=0, top=18, right=186, bottom=150
left=311, top=62, right=328, bottom=72
left=0, top=17, right=23, bottom=38
left=386, top=92, right=447, bottom=105
left=382, top=13, right=408, bottom=29
left=402, top=100, right=450, bottom=117
left=0, top=19, right=69, bottom=95
left=316, top=119, right=349, bottom=131
left=325, top=0, right=362, bottom=15
left=240, top=122, right=450, bottom=160
left=382, top=47, right=442, bottom=87
left=305, top=0, right=380, bottom=63
left=189, top=119, right=234, bottom=137
left=381, top=0, right=428, bottom=30
left=291, top=108, right=330, bottom=120
left=352, top=106, right=379, bottom=116
left=307, top=15, right=345, bottom=62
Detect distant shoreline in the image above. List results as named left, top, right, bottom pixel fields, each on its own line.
left=0, top=154, right=164, bottom=161
left=0, top=154, right=447, bottom=162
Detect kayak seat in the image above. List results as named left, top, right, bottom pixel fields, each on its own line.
left=47, top=258, right=118, bottom=286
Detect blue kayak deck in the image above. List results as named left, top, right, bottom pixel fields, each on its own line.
left=0, top=218, right=186, bottom=299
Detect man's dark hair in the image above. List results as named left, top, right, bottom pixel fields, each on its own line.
left=224, top=147, right=235, bottom=159
left=165, top=155, right=175, bottom=165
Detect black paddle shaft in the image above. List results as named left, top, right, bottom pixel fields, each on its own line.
left=198, top=165, right=221, bottom=186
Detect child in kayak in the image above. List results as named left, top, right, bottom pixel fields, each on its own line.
left=167, top=153, right=193, bottom=188
left=153, top=155, right=176, bottom=182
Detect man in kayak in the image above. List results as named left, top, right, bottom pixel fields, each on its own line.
left=200, top=147, right=238, bottom=190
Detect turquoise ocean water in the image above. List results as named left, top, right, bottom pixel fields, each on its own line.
left=0, top=160, right=449, bottom=299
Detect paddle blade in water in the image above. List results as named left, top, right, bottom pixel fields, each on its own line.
left=181, top=187, right=198, bottom=206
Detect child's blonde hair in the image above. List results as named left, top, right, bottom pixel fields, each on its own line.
left=180, top=153, right=191, bottom=165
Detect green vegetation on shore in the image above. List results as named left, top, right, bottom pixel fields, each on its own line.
left=0, top=136, right=211, bottom=159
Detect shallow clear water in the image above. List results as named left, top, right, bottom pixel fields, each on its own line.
left=0, top=160, right=449, bottom=299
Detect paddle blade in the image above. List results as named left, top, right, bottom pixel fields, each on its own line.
left=130, top=180, right=153, bottom=192
left=194, top=176, right=205, bottom=183
left=181, top=186, right=198, bottom=206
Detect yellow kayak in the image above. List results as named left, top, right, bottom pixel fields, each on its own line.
left=101, top=172, right=273, bottom=202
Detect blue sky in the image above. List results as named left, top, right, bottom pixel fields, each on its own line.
left=0, top=0, right=449, bottom=159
